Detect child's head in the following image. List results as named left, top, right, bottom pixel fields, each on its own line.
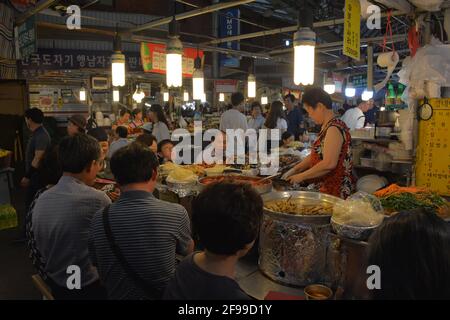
left=192, top=182, right=263, bottom=258
left=281, top=131, right=294, bottom=147
left=157, top=139, right=174, bottom=162
left=115, top=126, right=128, bottom=139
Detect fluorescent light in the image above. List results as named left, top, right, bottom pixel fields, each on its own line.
left=293, top=28, right=316, bottom=86
left=166, top=37, right=183, bottom=88
left=323, top=73, right=335, bottom=94
left=79, top=86, right=86, bottom=101
left=247, top=74, right=256, bottom=98
left=219, top=93, right=225, bottom=102
left=111, top=52, right=126, bottom=87
left=362, top=89, right=374, bottom=101
left=261, top=93, right=268, bottom=105
left=193, top=69, right=204, bottom=100
left=345, top=82, right=356, bottom=98
left=183, top=91, right=189, bottom=101
left=201, top=93, right=207, bottom=103
left=163, top=91, right=169, bottom=102
left=113, top=88, right=120, bottom=102
left=285, top=40, right=290, bottom=47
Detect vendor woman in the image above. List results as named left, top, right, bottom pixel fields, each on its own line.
left=282, top=87, right=355, bottom=199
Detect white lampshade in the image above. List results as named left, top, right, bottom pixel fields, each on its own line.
left=293, top=28, right=316, bottom=86
left=362, top=89, right=374, bottom=101
left=163, top=91, right=169, bottom=102
left=166, top=37, right=183, bottom=88
left=201, top=93, right=207, bottom=103
left=111, top=52, right=126, bottom=87
left=247, top=74, right=256, bottom=98
left=183, top=91, right=189, bottom=101
left=113, top=88, right=120, bottom=102
left=132, top=85, right=145, bottom=103
left=345, top=82, right=356, bottom=98
left=79, top=87, right=86, bottom=101
left=261, top=94, right=268, bottom=105
left=192, top=68, right=204, bottom=100
left=323, top=74, right=335, bottom=94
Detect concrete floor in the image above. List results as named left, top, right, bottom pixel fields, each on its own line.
left=0, top=188, right=41, bottom=300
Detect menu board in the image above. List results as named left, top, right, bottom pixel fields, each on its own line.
left=416, top=98, right=450, bottom=196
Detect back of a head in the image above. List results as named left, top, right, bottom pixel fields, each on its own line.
left=284, top=94, right=296, bottom=103
left=192, top=182, right=263, bottom=255
left=301, top=86, right=332, bottom=109
left=25, top=108, right=44, bottom=124
left=368, top=209, right=450, bottom=300
left=231, top=92, right=244, bottom=107
left=135, top=133, right=156, bottom=148
left=110, top=143, right=159, bottom=186
left=116, top=126, right=128, bottom=138
left=250, top=101, right=262, bottom=111
left=87, top=127, right=108, bottom=142
left=58, top=133, right=101, bottom=174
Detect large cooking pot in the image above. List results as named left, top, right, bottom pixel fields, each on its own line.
left=259, top=191, right=344, bottom=287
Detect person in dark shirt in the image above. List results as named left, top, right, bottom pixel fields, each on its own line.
left=164, top=182, right=263, bottom=300
left=284, top=94, right=303, bottom=140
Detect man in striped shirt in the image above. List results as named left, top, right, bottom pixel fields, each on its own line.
left=89, top=143, right=194, bottom=299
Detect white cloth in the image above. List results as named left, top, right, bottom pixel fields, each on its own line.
left=152, top=121, right=171, bottom=142
left=341, top=108, right=365, bottom=130
left=219, top=109, right=248, bottom=132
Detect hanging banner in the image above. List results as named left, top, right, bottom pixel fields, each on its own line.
left=343, top=0, right=361, bottom=60
left=140, top=42, right=204, bottom=77
left=219, top=8, right=240, bottom=68
left=214, top=79, right=238, bottom=93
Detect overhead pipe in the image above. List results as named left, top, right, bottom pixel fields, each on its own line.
left=126, top=0, right=256, bottom=34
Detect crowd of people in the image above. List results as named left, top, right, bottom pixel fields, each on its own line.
left=18, top=87, right=450, bottom=301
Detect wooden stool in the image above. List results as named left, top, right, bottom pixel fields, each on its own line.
left=31, top=274, right=54, bottom=300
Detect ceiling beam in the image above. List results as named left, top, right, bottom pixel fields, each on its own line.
left=15, top=0, right=59, bottom=25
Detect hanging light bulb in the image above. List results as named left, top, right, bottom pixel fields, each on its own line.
left=247, top=74, right=256, bottom=98
left=113, top=88, right=120, bottom=102
left=192, top=55, right=204, bottom=100
left=132, top=85, right=145, bottom=103
left=111, top=33, right=125, bottom=87
left=362, top=89, right=374, bottom=101
left=345, top=81, right=356, bottom=98
left=79, top=86, right=86, bottom=102
left=294, top=28, right=316, bottom=86
left=166, top=18, right=183, bottom=88
left=219, top=93, right=225, bottom=102
left=261, top=92, right=268, bottom=105
left=183, top=91, right=189, bottom=102
left=323, top=72, right=335, bottom=94
left=163, top=90, right=169, bottom=102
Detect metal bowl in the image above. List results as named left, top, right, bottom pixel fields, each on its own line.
left=262, top=191, right=343, bottom=224
left=330, top=217, right=379, bottom=241
left=198, top=175, right=273, bottom=194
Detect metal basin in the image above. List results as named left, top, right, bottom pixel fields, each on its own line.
left=198, top=175, right=273, bottom=194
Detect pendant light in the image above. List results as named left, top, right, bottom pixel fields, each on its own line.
left=166, top=18, right=183, bottom=88
left=111, top=31, right=125, bottom=87
left=323, top=72, right=335, bottom=95
left=192, top=50, right=204, bottom=100
left=362, top=89, right=374, bottom=101
left=183, top=90, right=189, bottom=102
left=293, top=2, right=316, bottom=86
left=132, top=85, right=145, bottom=103
left=113, top=88, right=120, bottom=102
left=79, top=85, right=86, bottom=102
left=219, top=93, right=225, bottom=102
left=163, top=88, right=169, bottom=102
left=261, top=91, right=268, bottom=105
left=345, top=80, right=356, bottom=98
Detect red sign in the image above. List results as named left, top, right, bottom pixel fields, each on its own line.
left=214, top=79, right=238, bottom=93
left=140, top=42, right=204, bottom=77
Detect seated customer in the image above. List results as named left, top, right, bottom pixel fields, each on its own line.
left=29, top=134, right=111, bottom=299
left=367, top=208, right=450, bottom=300
left=134, top=133, right=157, bottom=154
left=89, top=144, right=194, bottom=300
left=157, top=139, right=174, bottom=164
left=164, top=182, right=263, bottom=300
left=107, top=126, right=128, bottom=159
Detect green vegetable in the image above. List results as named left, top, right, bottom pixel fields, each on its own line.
left=380, top=192, right=447, bottom=213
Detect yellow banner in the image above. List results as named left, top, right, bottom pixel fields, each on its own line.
left=343, top=0, right=361, bottom=60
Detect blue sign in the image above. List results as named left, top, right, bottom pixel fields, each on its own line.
left=219, top=9, right=240, bottom=68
